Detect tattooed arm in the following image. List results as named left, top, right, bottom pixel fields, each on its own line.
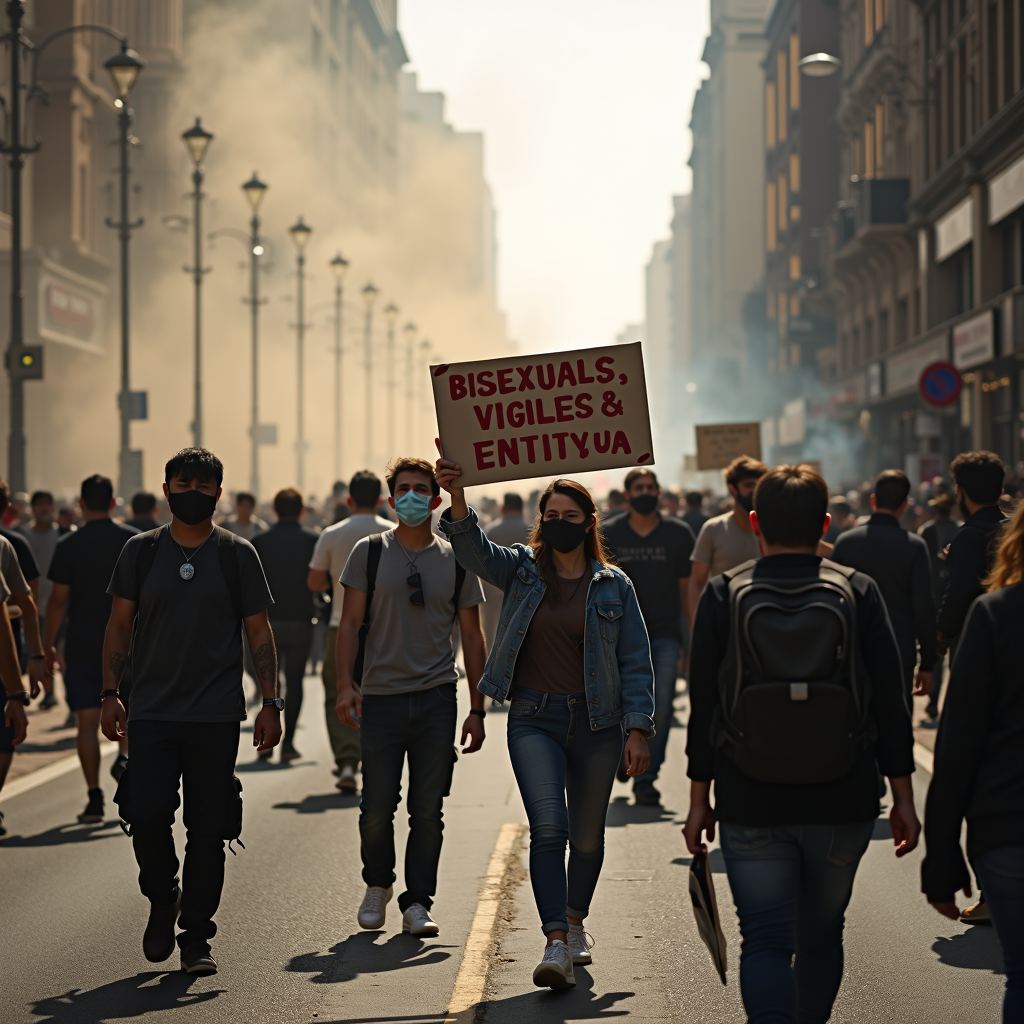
left=243, top=608, right=282, bottom=752
left=100, top=595, right=136, bottom=740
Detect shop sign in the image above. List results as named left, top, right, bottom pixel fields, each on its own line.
left=886, top=334, right=948, bottom=395
left=952, top=310, right=995, bottom=369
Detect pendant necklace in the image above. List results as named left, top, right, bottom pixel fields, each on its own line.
left=177, top=529, right=215, bottom=581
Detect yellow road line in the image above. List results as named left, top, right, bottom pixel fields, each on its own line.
left=445, top=821, right=525, bottom=1023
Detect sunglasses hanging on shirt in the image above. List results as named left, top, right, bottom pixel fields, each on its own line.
left=407, top=571, right=424, bottom=606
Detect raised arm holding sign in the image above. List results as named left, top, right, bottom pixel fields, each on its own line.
left=430, top=342, right=655, bottom=488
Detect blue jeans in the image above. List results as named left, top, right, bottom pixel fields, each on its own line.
left=720, top=820, right=874, bottom=1024
left=973, top=845, right=1024, bottom=1023
left=507, top=688, right=624, bottom=934
left=358, top=683, right=458, bottom=912
left=636, top=637, right=680, bottom=786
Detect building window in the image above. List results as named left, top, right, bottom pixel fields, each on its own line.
left=864, top=120, right=874, bottom=179
left=789, top=34, right=800, bottom=109
left=874, top=102, right=885, bottom=176
left=791, top=343, right=801, bottom=367
left=789, top=152, right=801, bottom=192
left=878, top=308, right=890, bottom=353
left=790, top=295, right=800, bottom=316
left=777, top=52, right=788, bottom=141
left=778, top=173, right=788, bottom=231
left=766, top=81, right=777, bottom=149
left=791, top=204, right=801, bottom=222
left=767, top=181, right=777, bottom=252
left=1003, top=217, right=1021, bottom=290
left=789, top=253, right=801, bottom=280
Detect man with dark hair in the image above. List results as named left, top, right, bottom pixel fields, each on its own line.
left=605, top=488, right=627, bottom=519
left=938, top=451, right=1007, bottom=653
left=480, top=492, right=531, bottom=651
left=605, top=468, right=694, bottom=806
left=335, top=456, right=486, bottom=936
left=682, top=491, right=708, bottom=536
left=44, top=475, right=135, bottom=821
left=308, top=470, right=393, bottom=791
left=127, top=492, right=160, bottom=532
left=919, top=493, right=959, bottom=722
left=252, top=488, right=318, bottom=761
left=21, top=491, right=60, bottom=622
left=832, top=469, right=937, bottom=705
left=221, top=491, right=267, bottom=542
left=823, top=496, right=855, bottom=543
left=687, top=456, right=767, bottom=623
left=101, top=448, right=279, bottom=975
left=684, top=463, right=918, bottom=1024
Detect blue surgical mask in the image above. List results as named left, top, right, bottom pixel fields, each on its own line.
left=393, top=489, right=433, bottom=527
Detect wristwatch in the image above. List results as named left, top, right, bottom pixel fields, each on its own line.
left=262, top=697, right=285, bottom=711
left=5, top=691, right=29, bottom=705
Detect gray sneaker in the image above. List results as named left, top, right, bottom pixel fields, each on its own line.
left=567, top=923, right=594, bottom=965
left=532, top=939, right=576, bottom=989
left=357, top=885, right=393, bottom=929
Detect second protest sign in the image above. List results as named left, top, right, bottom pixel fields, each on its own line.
left=431, top=341, right=654, bottom=487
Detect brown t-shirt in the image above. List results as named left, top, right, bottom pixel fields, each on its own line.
left=513, top=574, right=588, bottom=694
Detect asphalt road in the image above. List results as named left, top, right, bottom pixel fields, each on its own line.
left=0, top=675, right=1007, bottom=1024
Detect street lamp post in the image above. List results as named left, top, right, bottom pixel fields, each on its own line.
left=0, top=4, right=139, bottom=491
left=330, top=253, right=349, bottom=482
left=104, top=44, right=146, bottom=497
left=403, top=321, right=417, bottom=449
left=419, top=338, right=432, bottom=450
left=289, top=217, right=312, bottom=489
left=361, top=282, right=379, bottom=466
left=383, top=302, right=399, bottom=458
left=242, top=172, right=268, bottom=497
left=182, top=118, right=213, bottom=449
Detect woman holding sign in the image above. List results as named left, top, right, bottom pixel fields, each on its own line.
left=435, top=447, right=654, bottom=991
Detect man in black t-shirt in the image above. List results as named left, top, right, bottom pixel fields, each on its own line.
left=604, top=468, right=694, bottom=806
left=102, top=448, right=278, bottom=976
left=45, top=475, right=137, bottom=823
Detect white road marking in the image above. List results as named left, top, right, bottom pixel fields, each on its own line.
left=913, top=742, right=934, bottom=775
left=0, top=741, right=117, bottom=803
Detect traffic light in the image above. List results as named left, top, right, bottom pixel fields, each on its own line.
left=6, top=346, right=43, bottom=380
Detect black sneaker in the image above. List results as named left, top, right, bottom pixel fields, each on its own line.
left=180, top=942, right=218, bottom=974
left=78, top=788, right=104, bottom=824
left=143, top=888, right=181, bottom=962
left=110, top=753, right=128, bottom=783
left=633, top=781, right=661, bottom=807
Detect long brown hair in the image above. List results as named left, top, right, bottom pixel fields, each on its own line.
left=529, top=478, right=615, bottom=600
left=985, top=499, right=1021, bottom=590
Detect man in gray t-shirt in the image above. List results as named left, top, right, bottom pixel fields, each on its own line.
left=335, top=457, right=486, bottom=939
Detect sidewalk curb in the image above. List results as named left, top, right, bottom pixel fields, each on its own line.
left=444, top=821, right=525, bottom=1024
left=0, top=741, right=117, bottom=804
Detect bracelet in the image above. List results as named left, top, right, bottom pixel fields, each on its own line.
left=469, top=708, right=486, bottom=719
left=5, top=691, right=29, bottom=705
left=100, top=689, right=120, bottom=700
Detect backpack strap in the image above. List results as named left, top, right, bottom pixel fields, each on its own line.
left=134, top=525, right=165, bottom=596
left=353, top=534, right=384, bottom=687
left=216, top=526, right=242, bottom=620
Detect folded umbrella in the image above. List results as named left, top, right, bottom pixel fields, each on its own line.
left=688, top=850, right=728, bottom=984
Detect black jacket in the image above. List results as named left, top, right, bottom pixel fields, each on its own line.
left=832, top=513, right=937, bottom=673
left=687, top=554, right=915, bottom=826
left=921, top=583, right=1024, bottom=901
left=936, top=506, right=1006, bottom=647
left=919, top=516, right=959, bottom=603
left=251, top=520, right=318, bottom=622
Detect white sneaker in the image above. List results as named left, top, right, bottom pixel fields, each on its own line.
left=567, top=923, right=594, bottom=965
left=532, top=939, right=576, bottom=989
left=336, top=765, right=357, bottom=793
left=402, top=903, right=440, bottom=936
left=357, top=885, right=392, bottom=929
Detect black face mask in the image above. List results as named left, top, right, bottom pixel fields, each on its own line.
left=541, top=517, right=589, bottom=554
left=629, top=494, right=659, bottom=516
left=167, top=488, right=218, bottom=526
left=734, top=490, right=754, bottom=512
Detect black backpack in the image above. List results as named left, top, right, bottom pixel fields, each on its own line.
left=352, top=533, right=466, bottom=687
left=713, top=558, right=872, bottom=785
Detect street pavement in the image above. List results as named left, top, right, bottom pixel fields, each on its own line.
left=0, top=674, right=1007, bottom=1024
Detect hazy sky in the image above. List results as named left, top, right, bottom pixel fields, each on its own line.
left=399, top=0, right=710, bottom=356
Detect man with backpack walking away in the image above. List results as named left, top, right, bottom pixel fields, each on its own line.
left=832, top=469, right=937, bottom=707
left=101, top=448, right=279, bottom=976
left=334, top=457, right=486, bottom=938
left=684, top=464, right=919, bottom=1024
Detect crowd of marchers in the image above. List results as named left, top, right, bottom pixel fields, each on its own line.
left=0, top=444, right=1019, bottom=1023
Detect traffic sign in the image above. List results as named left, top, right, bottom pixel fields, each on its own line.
left=919, top=361, right=962, bottom=407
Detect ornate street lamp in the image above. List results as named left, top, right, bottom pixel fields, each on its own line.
left=289, top=217, right=313, bottom=489
left=383, top=302, right=399, bottom=458
left=361, top=282, right=379, bottom=466
left=243, top=172, right=268, bottom=496
left=330, top=252, right=349, bottom=481
left=403, top=321, right=417, bottom=449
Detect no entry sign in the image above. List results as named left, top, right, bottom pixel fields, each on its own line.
left=919, top=361, right=963, bottom=407
left=431, top=342, right=654, bottom=487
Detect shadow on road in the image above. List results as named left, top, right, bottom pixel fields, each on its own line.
left=456, top=971, right=632, bottom=1024
left=605, top=796, right=675, bottom=828
left=932, top=928, right=1005, bottom=973
left=0, top=820, right=122, bottom=848
left=671, top=848, right=727, bottom=873
left=871, top=818, right=893, bottom=841
left=273, top=792, right=359, bottom=814
left=235, top=758, right=308, bottom=773
left=28, top=971, right=223, bottom=1022
left=288, top=931, right=456, bottom=984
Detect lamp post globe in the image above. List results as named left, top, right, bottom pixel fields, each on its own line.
left=103, top=44, right=144, bottom=100
left=242, top=171, right=268, bottom=211
left=798, top=52, right=841, bottom=77
left=182, top=117, right=213, bottom=166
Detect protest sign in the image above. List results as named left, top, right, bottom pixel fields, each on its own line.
left=431, top=342, right=654, bottom=487
left=694, top=423, right=762, bottom=471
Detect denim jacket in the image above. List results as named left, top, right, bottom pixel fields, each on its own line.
left=438, top=507, right=655, bottom=735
